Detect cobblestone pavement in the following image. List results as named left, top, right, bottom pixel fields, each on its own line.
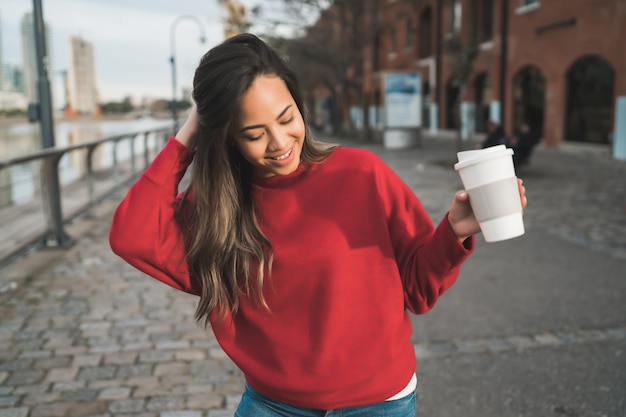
left=0, top=132, right=624, bottom=417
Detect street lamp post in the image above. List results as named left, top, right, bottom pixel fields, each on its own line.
left=170, top=15, right=206, bottom=133
left=32, top=0, right=72, bottom=248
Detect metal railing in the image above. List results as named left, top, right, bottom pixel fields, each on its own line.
left=0, top=126, right=172, bottom=267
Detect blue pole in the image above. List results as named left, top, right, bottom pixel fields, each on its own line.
left=613, top=96, right=626, bottom=161
left=32, top=0, right=55, bottom=149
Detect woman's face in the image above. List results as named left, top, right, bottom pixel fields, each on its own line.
left=231, top=74, right=305, bottom=178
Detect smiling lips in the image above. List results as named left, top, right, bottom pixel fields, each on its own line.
left=270, top=148, right=292, bottom=161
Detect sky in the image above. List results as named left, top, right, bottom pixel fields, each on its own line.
left=0, top=0, right=256, bottom=104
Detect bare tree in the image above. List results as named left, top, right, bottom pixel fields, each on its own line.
left=442, top=0, right=479, bottom=151
left=251, top=0, right=380, bottom=139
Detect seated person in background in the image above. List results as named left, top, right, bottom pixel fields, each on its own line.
left=510, top=122, right=541, bottom=166
left=480, top=119, right=508, bottom=148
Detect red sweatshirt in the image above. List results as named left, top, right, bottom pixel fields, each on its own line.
left=109, top=137, right=473, bottom=409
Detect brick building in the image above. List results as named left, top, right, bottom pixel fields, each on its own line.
left=307, top=0, right=626, bottom=149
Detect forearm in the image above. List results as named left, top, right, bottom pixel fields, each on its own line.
left=402, top=213, right=474, bottom=314
left=109, top=138, right=198, bottom=294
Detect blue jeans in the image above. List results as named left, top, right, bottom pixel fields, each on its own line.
left=235, top=384, right=417, bottom=417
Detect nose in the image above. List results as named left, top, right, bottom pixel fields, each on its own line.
left=267, top=127, right=290, bottom=152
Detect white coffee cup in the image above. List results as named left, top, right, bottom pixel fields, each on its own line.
left=454, top=145, right=525, bottom=242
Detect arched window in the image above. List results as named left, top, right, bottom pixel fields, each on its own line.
left=513, top=65, right=545, bottom=137
left=474, top=72, right=492, bottom=132
left=480, top=0, right=494, bottom=42
left=419, top=7, right=433, bottom=58
left=406, top=19, right=415, bottom=50
left=565, top=56, right=614, bottom=143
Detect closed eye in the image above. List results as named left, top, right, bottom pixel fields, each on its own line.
left=245, top=132, right=264, bottom=141
left=280, top=116, right=294, bottom=125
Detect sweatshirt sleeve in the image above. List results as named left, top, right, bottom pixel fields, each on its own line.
left=109, top=137, right=199, bottom=295
left=375, top=156, right=474, bottom=314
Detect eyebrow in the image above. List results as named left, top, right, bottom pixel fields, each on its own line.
left=238, top=105, right=293, bottom=133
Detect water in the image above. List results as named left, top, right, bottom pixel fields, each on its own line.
left=0, top=116, right=172, bottom=158
left=0, top=116, right=172, bottom=205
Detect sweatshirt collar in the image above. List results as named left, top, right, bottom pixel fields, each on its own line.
left=252, top=161, right=311, bottom=189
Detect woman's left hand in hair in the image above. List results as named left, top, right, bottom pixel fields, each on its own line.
left=448, top=178, right=527, bottom=243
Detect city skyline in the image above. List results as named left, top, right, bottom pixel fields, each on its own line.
left=0, top=0, right=229, bottom=104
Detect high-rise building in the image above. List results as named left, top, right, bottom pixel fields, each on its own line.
left=0, top=12, right=5, bottom=92
left=20, top=12, right=53, bottom=103
left=66, top=35, right=100, bottom=115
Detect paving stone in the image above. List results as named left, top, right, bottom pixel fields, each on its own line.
left=132, top=386, right=172, bottom=399
left=90, top=344, right=122, bottom=353
left=607, top=327, right=626, bottom=339
left=51, top=380, right=87, bottom=392
left=225, top=394, right=241, bottom=408
left=0, top=359, right=34, bottom=371
left=482, top=337, right=512, bottom=352
left=88, top=379, right=120, bottom=390
left=145, top=396, right=184, bottom=411
left=34, top=356, right=72, bottom=370
left=154, top=362, right=189, bottom=376
left=209, top=411, right=236, bottom=417
left=208, top=348, right=228, bottom=360
left=174, top=349, right=206, bottom=361
left=12, top=384, right=49, bottom=395
left=72, top=354, right=102, bottom=367
left=162, top=412, right=203, bottom=417
left=186, top=392, right=225, bottom=409
left=122, top=342, right=153, bottom=351
left=61, top=388, right=99, bottom=401
left=98, top=387, right=132, bottom=400
left=103, top=351, right=138, bottom=365
left=53, top=346, right=87, bottom=357
left=534, top=333, right=563, bottom=346
left=0, top=408, right=29, bottom=417
left=160, top=374, right=196, bottom=388
left=21, top=392, right=61, bottom=406
left=116, top=364, right=153, bottom=379
left=77, top=366, right=117, bottom=381
left=506, top=335, right=538, bottom=350
left=155, top=340, right=190, bottom=350
left=108, top=398, right=146, bottom=414
left=5, top=370, right=44, bottom=386
left=30, top=402, right=73, bottom=417
left=18, top=350, right=50, bottom=359
left=454, top=339, right=487, bottom=354
left=0, top=397, right=20, bottom=407
left=114, top=414, right=156, bottom=417
left=139, top=351, right=173, bottom=363
left=171, top=384, right=215, bottom=396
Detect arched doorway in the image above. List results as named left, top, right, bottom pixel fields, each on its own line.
left=446, top=78, right=460, bottom=129
left=565, top=56, right=614, bottom=143
left=474, top=72, right=492, bottom=133
left=513, top=65, right=545, bottom=138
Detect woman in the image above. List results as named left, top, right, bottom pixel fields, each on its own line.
left=110, top=33, right=527, bottom=416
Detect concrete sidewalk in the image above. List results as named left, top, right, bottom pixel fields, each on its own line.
left=0, top=132, right=624, bottom=417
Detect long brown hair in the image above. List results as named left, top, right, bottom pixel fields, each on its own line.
left=186, top=33, right=337, bottom=324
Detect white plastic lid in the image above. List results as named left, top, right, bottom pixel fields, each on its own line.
left=454, top=146, right=513, bottom=171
